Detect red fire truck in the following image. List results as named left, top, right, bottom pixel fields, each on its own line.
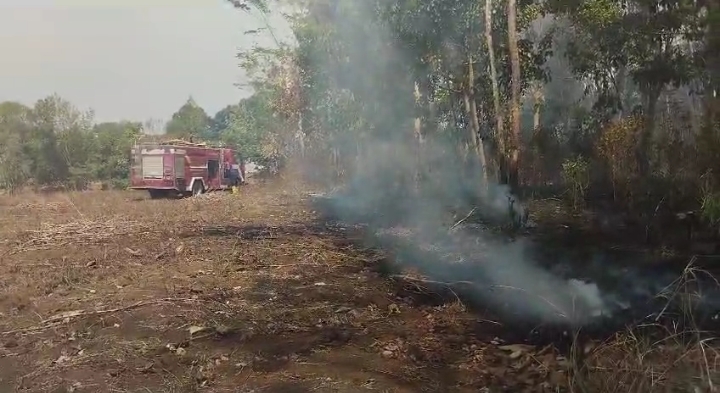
left=129, top=140, right=245, bottom=199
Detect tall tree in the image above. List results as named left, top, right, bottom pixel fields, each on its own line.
left=708, top=0, right=720, bottom=125
left=464, top=56, right=490, bottom=190
left=165, top=97, right=211, bottom=139
left=0, top=102, right=33, bottom=192
left=485, top=0, right=506, bottom=183
left=507, top=0, right=522, bottom=189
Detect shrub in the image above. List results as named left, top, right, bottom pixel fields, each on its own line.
left=562, top=155, right=590, bottom=209
left=597, top=116, right=642, bottom=201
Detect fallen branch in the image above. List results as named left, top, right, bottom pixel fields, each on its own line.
left=1, top=297, right=199, bottom=336
left=450, top=207, right=477, bottom=232
left=390, top=274, right=476, bottom=288
left=390, top=274, right=569, bottom=321
left=390, top=274, right=473, bottom=311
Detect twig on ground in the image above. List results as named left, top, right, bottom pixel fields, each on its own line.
left=62, top=194, right=85, bottom=218
left=11, top=217, right=147, bottom=254
left=389, top=274, right=472, bottom=314
left=391, top=274, right=476, bottom=288
left=450, top=207, right=477, bottom=232
left=391, top=274, right=570, bottom=321
left=1, top=297, right=200, bottom=336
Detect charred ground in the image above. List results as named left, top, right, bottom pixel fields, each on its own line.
left=0, top=180, right=716, bottom=392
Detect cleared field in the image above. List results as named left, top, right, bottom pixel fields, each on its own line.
left=0, top=181, right=712, bottom=392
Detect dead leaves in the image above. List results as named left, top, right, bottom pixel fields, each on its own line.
left=499, top=343, right=535, bottom=359
left=189, top=325, right=209, bottom=336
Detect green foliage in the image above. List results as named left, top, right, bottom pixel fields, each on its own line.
left=0, top=132, right=29, bottom=193
left=0, top=88, right=275, bottom=193
left=218, top=101, right=266, bottom=163
left=88, top=121, right=142, bottom=181
left=548, top=0, right=703, bottom=121
left=700, top=190, right=720, bottom=226
left=2, top=0, right=717, bottom=232
left=221, top=0, right=713, bottom=207
left=227, top=0, right=268, bottom=13
left=0, top=95, right=142, bottom=191
left=108, top=178, right=129, bottom=190
left=165, top=97, right=212, bottom=139
left=699, top=171, right=720, bottom=226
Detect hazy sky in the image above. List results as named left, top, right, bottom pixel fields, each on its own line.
left=0, top=0, right=290, bottom=123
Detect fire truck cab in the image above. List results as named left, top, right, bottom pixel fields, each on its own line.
left=129, top=140, right=244, bottom=199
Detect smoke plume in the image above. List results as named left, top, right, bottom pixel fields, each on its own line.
left=296, top=0, right=718, bottom=331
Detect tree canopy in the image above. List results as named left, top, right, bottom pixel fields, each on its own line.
left=3, top=0, right=720, bottom=225
left=215, top=0, right=720, bottom=219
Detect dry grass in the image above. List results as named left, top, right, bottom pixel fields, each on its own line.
left=0, top=179, right=716, bottom=392
left=573, top=328, right=718, bottom=392
left=568, top=262, right=720, bottom=393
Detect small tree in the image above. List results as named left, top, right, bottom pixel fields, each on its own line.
left=561, top=155, right=591, bottom=209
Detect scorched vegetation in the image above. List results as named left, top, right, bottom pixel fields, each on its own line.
left=0, top=181, right=716, bottom=392
left=3, top=0, right=720, bottom=391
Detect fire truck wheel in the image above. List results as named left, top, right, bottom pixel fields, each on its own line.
left=148, top=189, right=167, bottom=199
left=191, top=181, right=204, bottom=196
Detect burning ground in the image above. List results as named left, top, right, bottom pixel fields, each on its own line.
left=0, top=181, right=717, bottom=392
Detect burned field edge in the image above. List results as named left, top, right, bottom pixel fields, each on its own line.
left=168, top=214, right=513, bottom=391
left=306, top=193, right=720, bottom=348
left=2, top=186, right=716, bottom=392
left=2, top=188, right=512, bottom=393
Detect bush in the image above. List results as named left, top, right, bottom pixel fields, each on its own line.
left=562, top=156, right=590, bottom=209
left=698, top=171, right=720, bottom=231
left=109, top=178, right=129, bottom=190
left=597, top=116, right=642, bottom=201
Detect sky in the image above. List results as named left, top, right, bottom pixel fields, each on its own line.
left=0, top=0, right=291, bottom=125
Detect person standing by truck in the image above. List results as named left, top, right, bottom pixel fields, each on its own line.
left=228, top=163, right=241, bottom=194
left=230, top=153, right=246, bottom=193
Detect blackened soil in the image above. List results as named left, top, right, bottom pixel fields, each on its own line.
left=309, top=194, right=720, bottom=349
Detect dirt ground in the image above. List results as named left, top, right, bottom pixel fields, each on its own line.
left=0, top=180, right=705, bottom=393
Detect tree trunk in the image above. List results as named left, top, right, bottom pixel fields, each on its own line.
left=507, top=0, right=522, bottom=191
left=331, top=147, right=341, bottom=181
left=298, top=112, right=305, bottom=158
left=611, top=66, right=627, bottom=123
left=530, top=82, right=543, bottom=187
left=413, top=80, right=425, bottom=191
left=637, top=88, right=661, bottom=177
left=414, top=81, right=423, bottom=143
left=464, top=56, right=489, bottom=192
left=532, top=82, right=543, bottom=131
left=452, top=95, right=473, bottom=179
left=485, top=0, right=506, bottom=184
left=707, top=0, right=720, bottom=127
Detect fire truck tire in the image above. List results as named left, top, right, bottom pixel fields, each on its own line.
left=191, top=180, right=204, bottom=196
left=148, top=189, right=167, bottom=199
